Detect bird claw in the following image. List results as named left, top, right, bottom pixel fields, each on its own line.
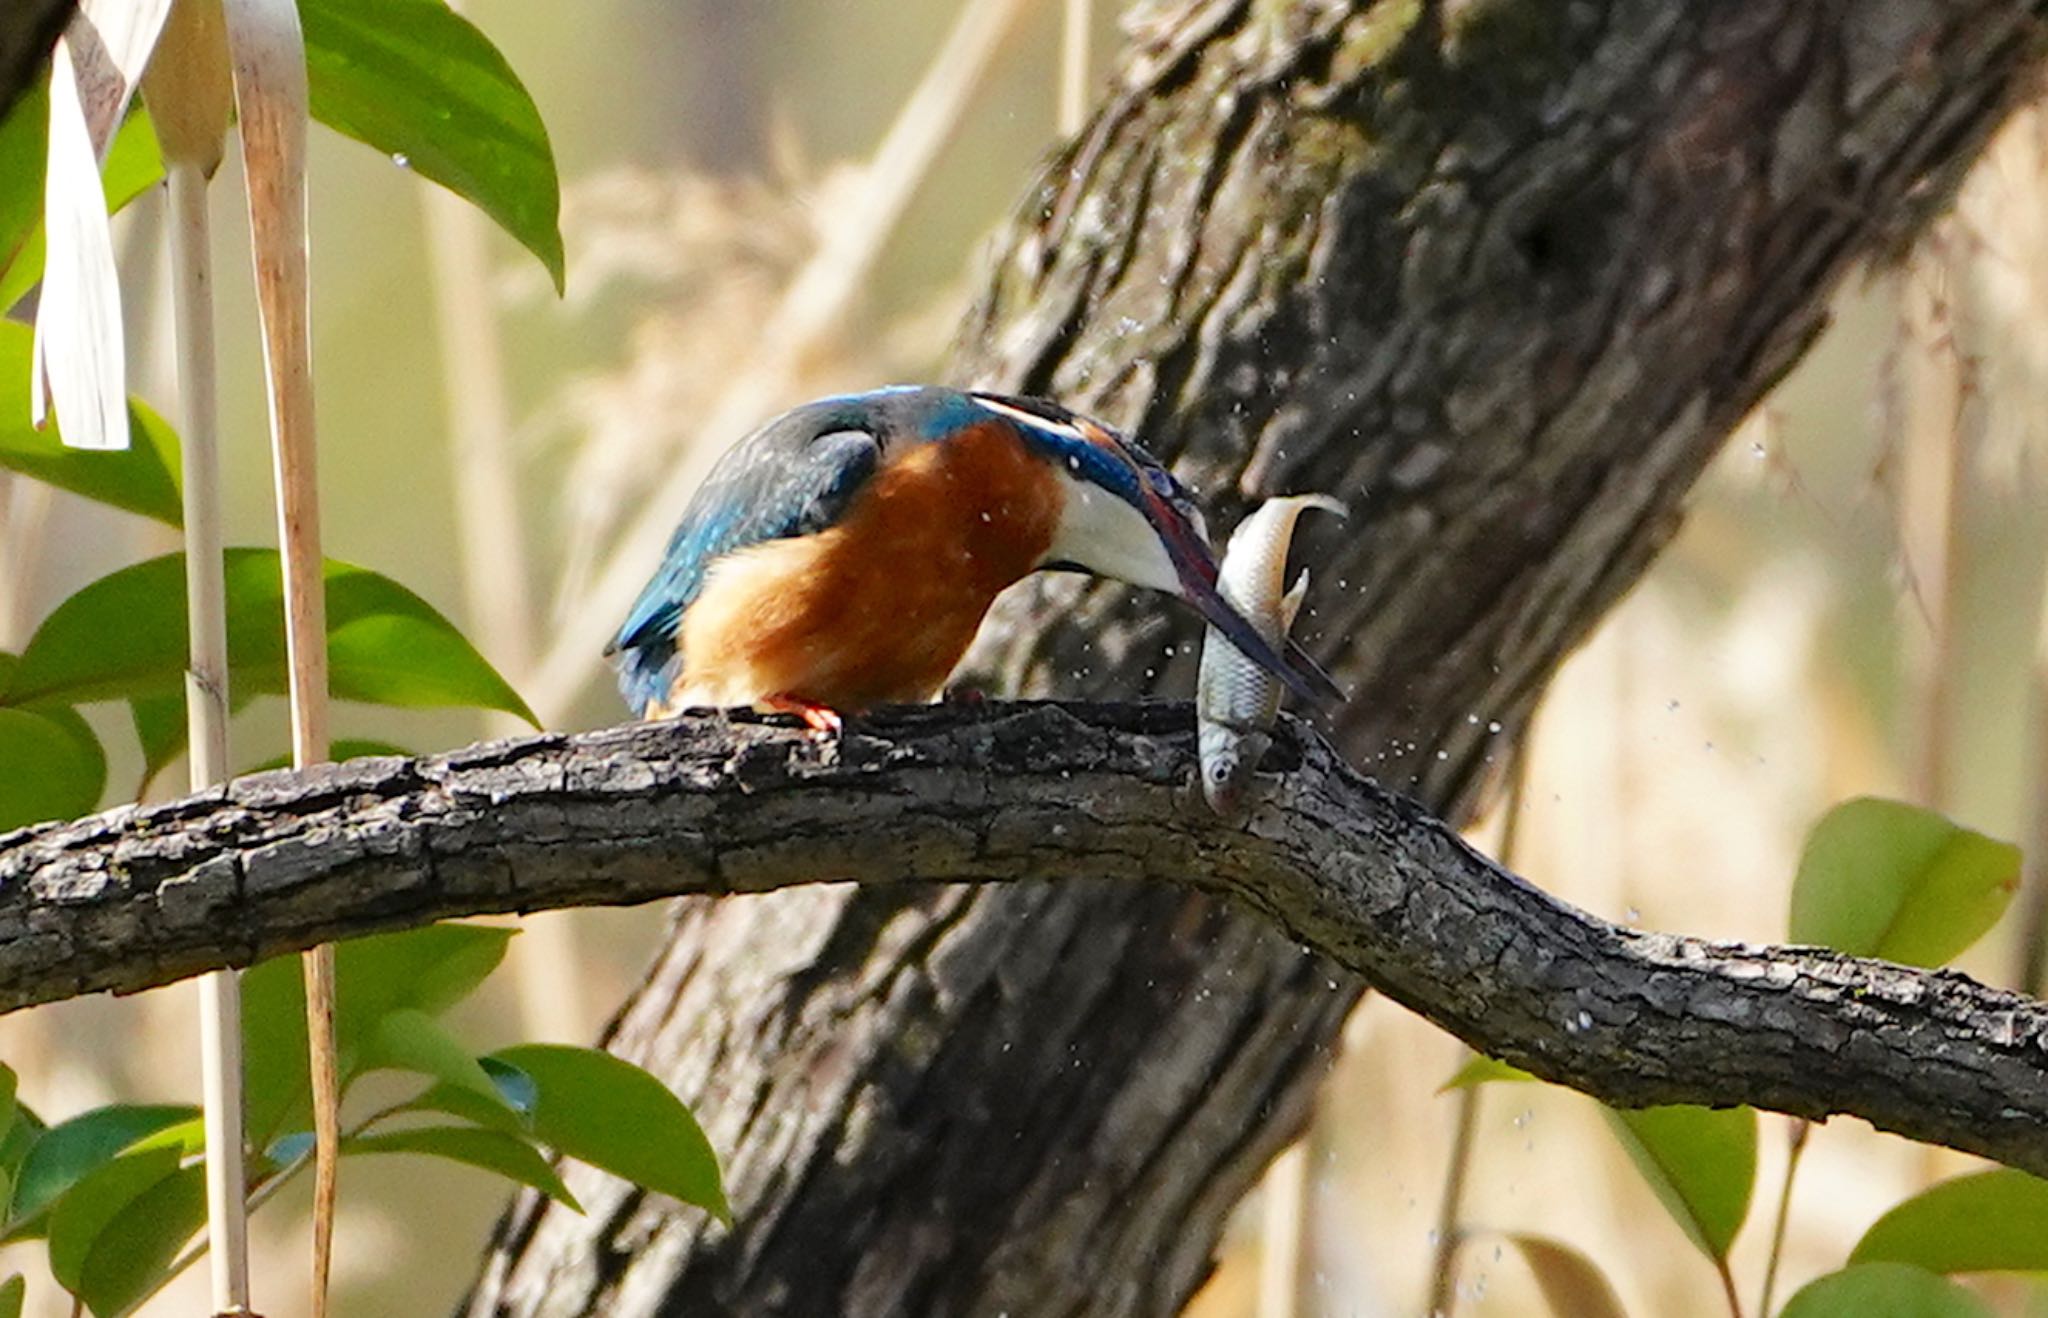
left=763, top=694, right=843, bottom=736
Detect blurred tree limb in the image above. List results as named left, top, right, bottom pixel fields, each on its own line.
left=0, top=0, right=69, bottom=120
left=4, top=703, right=2048, bottom=1179
left=459, top=1, right=2048, bottom=1314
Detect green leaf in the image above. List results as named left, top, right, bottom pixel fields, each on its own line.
left=1790, top=798, right=2022, bottom=967
left=492, top=1044, right=727, bottom=1223
left=129, top=693, right=186, bottom=789
left=8, top=1104, right=196, bottom=1236
left=336, top=923, right=517, bottom=1027
left=364, top=1007, right=502, bottom=1102
left=388, top=1057, right=537, bottom=1135
left=44, top=1146, right=180, bottom=1293
left=0, top=323, right=183, bottom=524
left=0, top=706, right=105, bottom=832
left=0, top=1103, right=45, bottom=1188
left=345, top=1126, right=580, bottom=1211
left=243, top=923, right=516, bottom=1141
left=389, top=1081, right=525, bottom=1135
left=241, top=955, right=311, bottom=1147
left=1851, top=1169, right=2048, bottom=1274
left=301, top=0, right=563, bottom=290
left=1601, top=1105, right=1754, bottom=1261
left=1505, top=1234, right=1629, bottom=1318
left=0, top=84, right=49, bottom=295
left=1439, top=1054, right=1535, bottom=1092
left=0, top=105, right=165, bottom=316
left=0, top=1273, right=23, bottom=1318
left=7, top=550, right=537, bottom=725
left=74, top=1163, right=203, bottom=1317
left=0, top=652, right=105, bottom=833
left=122, top=1117, right=205, bottom=1159
left=1780, top=1263, right=1993, bottom=1318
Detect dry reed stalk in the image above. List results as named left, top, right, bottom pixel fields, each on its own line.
left=223, top=0, right=336, bottom=1310
left=144, top=0, right=249, bottom=1306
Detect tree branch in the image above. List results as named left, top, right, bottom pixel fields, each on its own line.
left=6, top=701, right=2044, bottom=1175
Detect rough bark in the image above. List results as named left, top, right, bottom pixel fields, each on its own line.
left=0, top=0, right=69, bottom=120
left=4, top=704, right=2047, bottom=1180
left=469, top=2, right=2048, bottom=1316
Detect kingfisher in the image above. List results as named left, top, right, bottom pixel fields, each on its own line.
left=608, top=385, right=1341, bottom=730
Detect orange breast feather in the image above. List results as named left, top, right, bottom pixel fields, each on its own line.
left=669, top=421, right=1060, bottom=713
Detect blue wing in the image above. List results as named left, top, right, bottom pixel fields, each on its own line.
left=610, top=418, right=881, bottom=715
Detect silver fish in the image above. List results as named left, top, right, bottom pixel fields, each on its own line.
left=1197, top=493, right=1346, bottom=817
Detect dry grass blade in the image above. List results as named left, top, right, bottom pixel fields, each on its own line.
left=524, top=0, right=1039, bottom=722
left=223, top=0, right=336, bottom=1312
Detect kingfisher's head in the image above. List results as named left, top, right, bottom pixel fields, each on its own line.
left=964, top=390, right=1342, bottom=707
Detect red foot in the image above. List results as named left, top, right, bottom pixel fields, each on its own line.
left=763, top=694, right=844, bottom=735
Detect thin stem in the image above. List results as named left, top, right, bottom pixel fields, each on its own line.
left=168, top=153, right=251, bottom=1315
left=1893, top=245, right=1971, bottom=810
left=1059, top=0, right=1090, bottom=134
left=1423, top=744, right=1531, bottom=1317
left=1422, top=1084, right=1482, bottom=1317
left=2020, top=653, right=2048, bottom=993
left=1757, top=1120, right=1811, bottom=1318
left=1717, top=1255, right=1746, bottom=1318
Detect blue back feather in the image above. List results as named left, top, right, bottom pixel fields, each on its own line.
left=609, top=400, right=888, bottom=714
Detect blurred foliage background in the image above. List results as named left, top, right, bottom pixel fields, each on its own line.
left=5, top=1, right=2048, bottom=1314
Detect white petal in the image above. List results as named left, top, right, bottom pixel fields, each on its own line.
left=32, top=36, right=128, bottom=450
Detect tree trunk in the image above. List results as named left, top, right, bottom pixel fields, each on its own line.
left=465, top=1, right=2048, bottom=1315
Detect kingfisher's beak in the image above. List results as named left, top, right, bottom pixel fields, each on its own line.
left=1147, top=494, right=1344, bottom=707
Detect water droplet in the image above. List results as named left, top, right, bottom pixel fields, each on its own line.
left=1486, top=720, right=1502, bottom=733
left=391, top=152, right=411, bottom=169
